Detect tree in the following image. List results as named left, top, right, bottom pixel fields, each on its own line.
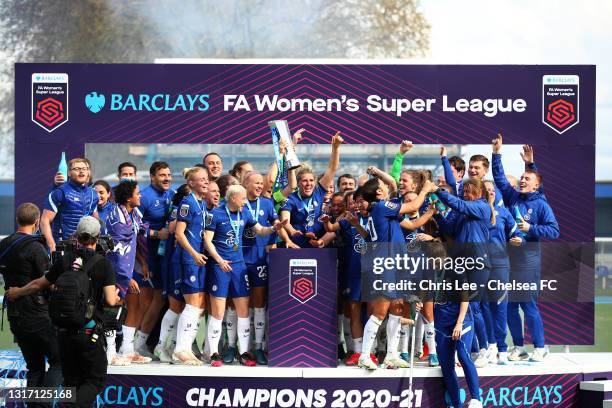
left=314, top=0, right=430, bottom=58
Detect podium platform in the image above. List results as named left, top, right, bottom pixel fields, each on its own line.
left=97, top=353, right=612, bottom=407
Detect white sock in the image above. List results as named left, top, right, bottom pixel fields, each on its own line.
left=400, top=324, right=410, bottom=353
left=386, top=314, right=401, bottom=357
left=337, top=314, right=344, bottom=344
left=167, top=324, right=178, bottom=352
left=343, top=316, right=353, bottom=352
left=415, top=318, right=424, bottom=354
left=254, top=307, right=266, bottom=349
left=119, top=325, right=136, bottom=356
left=207, top=316, right=223, bottom=355
left=424, top=322, right=436, bottom=355
left=225, top=308, right=238, bottom=348
left=158, top=309, right=179, bottom=347
left=371, top=337, right=378, bottom=354
left=106, top=330, right=117, bottom=362
left=361, top=316, right=382, bottom=357
left=237, top=317, right=251, bottom=354
left=175, top=304, right=202, bottom=353
left=353, top=337, right=363, bottom=354
left=134, top=330, right=149, bottom=352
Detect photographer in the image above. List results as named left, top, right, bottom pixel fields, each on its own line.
left=1, top=203, right=62, bottom=401
left=7, top=216, right=119, bottom=408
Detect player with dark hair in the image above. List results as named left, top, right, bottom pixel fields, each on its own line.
left=203, top=152, right=223, bottom=181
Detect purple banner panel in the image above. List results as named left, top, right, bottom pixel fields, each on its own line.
left=268, top=249, right=338, bottom=367
left=14, top=63, right=596, bottom=344
left=99, top=372, right=581, bottom=408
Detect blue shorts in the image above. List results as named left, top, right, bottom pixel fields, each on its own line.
left=181, top=263, right=207, bottom=295
left=343, top=273, right=361, bottom=302
left=167, top=260, right=183, bottom=301
left=247, top=264, right=268, bottom=288
left=145, top=238, right=163, bottom=289
left=115, top=274, right=131, bottom=299
left=209, top=262, right=250, bottom=299
left=133, top=262, right=154, bottom=289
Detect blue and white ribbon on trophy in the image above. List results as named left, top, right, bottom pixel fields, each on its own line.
left=269, top=120, right=301, bottom=191
left=271, top=125, right=289, bottom=190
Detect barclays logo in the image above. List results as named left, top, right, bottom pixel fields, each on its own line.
left=85, top=92, right=106, bottom=113
left=84, top=91, right=210, bottom=112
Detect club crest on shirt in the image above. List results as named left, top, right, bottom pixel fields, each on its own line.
left=244, top=227, right=256, bottom=239
left=225, top=231, right=237, bottom=247
left=155, top=199, right=160, bottom=207
left=354, top=235, right=366, bottom=254
left=180, top=204, right=189, bottom=218
left=385, top=201, right=398, bottom=209
left=259, top=210, right=264, bottom=216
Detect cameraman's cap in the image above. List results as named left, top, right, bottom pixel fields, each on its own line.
left=76, top=216, right=101, bottom=237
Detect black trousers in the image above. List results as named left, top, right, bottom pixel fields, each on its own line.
left=11, top=319, right=63, bottom=408
left=58, top=331, right=107, bottom=408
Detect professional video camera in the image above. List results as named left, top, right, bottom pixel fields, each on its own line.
left=51, top=235, right=115, bottom=266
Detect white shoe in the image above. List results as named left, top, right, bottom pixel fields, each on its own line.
left=109, top=355, right=132, bottom=366
left=154, top=344, right=173, bottom=363
left=508, top=346, right=529, bottom=361
left=358, top=354, right=378, bottom=370
left=383, top=354, right=409, bottom=369
left=474, top=349, right=489, bottom=368
left=487, top=344, right=498, bottom=364
left=497, top=352, right=509, bottom=365
left=172, top=350, right=204, bottom=366
left=125, top=352, right=152, bottom=364
left=467, top=399, right=483, bottom=408
left=530, top=347, right=549, bottom=362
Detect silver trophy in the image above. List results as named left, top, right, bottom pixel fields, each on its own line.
left=269, top=120, right=301, bottom=170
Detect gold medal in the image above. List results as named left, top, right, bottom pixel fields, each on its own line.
left=233, top=244, right=238, bottom=251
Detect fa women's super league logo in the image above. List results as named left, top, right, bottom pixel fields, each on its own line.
left=31, top=73, right=69, bottom=132
left=542, top=75, right=579, bottom=134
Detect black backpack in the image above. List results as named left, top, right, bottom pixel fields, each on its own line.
left=49, top=253, right=103, bottom=329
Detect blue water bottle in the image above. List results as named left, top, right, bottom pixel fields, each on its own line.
left=58, top=152, right=68, bottom=179
left=157, top=221, right=169, bottom=256
left=513, top=206, right=526, bottom=237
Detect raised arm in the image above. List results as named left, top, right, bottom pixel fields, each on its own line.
left=282, top=167, right=298, bottom=198
left=440, top=146, right=458, bottom=195
left=367, top=166, right=397, bottom=192
left=520, top=144, right=545, bottom=194
left=318, top=132, right=343, bottom=189
left=390, top=140, right=412, bottom=183
left=491, top=134, right=519, bottom=205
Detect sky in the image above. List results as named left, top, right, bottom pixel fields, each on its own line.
left=421, top=0, right=611, bottom=180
